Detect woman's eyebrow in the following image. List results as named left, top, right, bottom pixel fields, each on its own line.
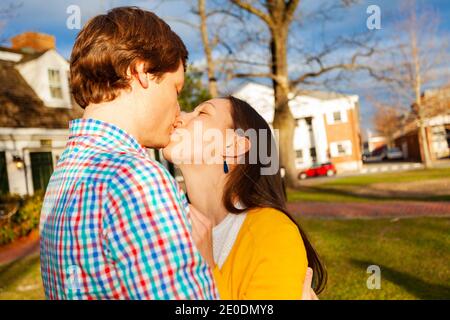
left=197, top=102, right=216, bottom=112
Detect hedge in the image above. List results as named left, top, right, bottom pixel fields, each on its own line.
left=0, top=193, right=43, bottom=246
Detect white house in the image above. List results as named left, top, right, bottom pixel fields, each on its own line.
left=0, top=32, right=82, bottom=196
left=232, top=82, right=363, bottom=172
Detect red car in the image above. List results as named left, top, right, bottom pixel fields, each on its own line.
left=298, top=162, right=337, bottom=180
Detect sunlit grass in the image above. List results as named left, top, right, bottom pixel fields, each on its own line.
left=300, top=217, right=450, bottom=299
left=287, top=168, right=450, bottom=203
left=0, top=252, right=44, bottom=300
left=323, top=168, right=450, bottom=187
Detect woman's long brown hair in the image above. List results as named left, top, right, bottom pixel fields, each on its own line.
left=222, top=95, right=327, bottom=294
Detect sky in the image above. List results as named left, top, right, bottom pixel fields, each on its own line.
left=1, top=0, right=450, bottom=136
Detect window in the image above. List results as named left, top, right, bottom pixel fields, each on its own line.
left=48, top=69, right=63, bottom=99
left=330, top=141, right=352, bottom=157
left=310, top=147, right=317, bottom=162
left=67, top=70, right=71, bottom=90
left=30, top=152, right=54, bottom=193
left=0, top=152, right=9, bottom=195
left=296, top=149, right=303, bottom=160
left=337, top=143, right=346, bottom=155
left=305, top=117, right=313, bottom=132
left=333, top=111, right=342, bottom=122
left=327, top=110, right=348, bottom=124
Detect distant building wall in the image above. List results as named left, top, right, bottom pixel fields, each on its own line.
left=394, top=125, right=449, bottom=162
left=0, top=128, right=68, bottom=195
left=394, top=131, right=421, bottom=161
left=324, top=108, right=362, bottom=172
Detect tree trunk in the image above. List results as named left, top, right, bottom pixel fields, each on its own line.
left=417, top=117, right=433, bottom=168
left=411, top=29, right=433, bottom=169
left=198, top=0, right=218, bottom=97
left=269, top=27, right=298, bottom=187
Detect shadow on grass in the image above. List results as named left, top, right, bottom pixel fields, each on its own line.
left=0, top=253, right=40, bottom=290
left=298, top=186, right=450, bottom=202
left=351, top=259, right=450, bottom=299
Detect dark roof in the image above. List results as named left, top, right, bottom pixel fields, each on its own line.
left=0, top=46, right=24, bottom=54
left=0, top=46, right=47, bottom=64
left=0, top=59, right=83, bottom=129
left=16, top=51, right=47, bottom=64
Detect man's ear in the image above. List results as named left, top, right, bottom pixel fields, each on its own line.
left=223, top=134, right=251, bottom=158
left=132, top=61, right=149, bottom=89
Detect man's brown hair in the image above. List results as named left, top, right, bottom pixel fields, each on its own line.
left=70, top=6, right=188, bottom=108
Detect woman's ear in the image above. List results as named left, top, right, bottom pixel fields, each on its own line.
left=223, top=134, right=251, bottom=158
left=235, top=135, right=251, bottom=157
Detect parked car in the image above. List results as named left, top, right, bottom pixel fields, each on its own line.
left=386, top=147, right=404, bottom=160
left=362, top=147, right=404, bottom=163
left=362, top=151, right=384, bottom=163
left=298, top=162, right=337, bottom=180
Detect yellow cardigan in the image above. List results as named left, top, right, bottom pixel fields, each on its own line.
left=212, top=207, right=308, bottom=300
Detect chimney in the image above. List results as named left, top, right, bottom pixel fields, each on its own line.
left=11, top=32, right=55, bottom=53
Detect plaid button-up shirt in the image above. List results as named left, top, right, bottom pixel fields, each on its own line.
left=39, top=118, right=218, bottom=300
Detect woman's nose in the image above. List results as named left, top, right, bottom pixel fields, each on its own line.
left=175, top=111, right=196, bottom=128
left=174, top=111, right=191, bottom=128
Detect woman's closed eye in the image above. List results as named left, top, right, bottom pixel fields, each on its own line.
left=195, top=108, right=208, bottom=116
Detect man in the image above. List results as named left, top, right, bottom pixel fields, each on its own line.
left=39, top=6, right=217, bottom=299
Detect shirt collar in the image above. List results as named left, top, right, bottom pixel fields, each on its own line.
left=69, top=118, right=148, bottom=158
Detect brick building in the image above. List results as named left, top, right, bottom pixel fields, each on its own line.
left=394, top=87, right=450, bottom=162
left=233, top=82, right=363, bottom=172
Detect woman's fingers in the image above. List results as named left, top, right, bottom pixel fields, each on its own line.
left=302, top=267, right=314, bottom=300
left=310, top=288, right=319, bottom=300
left=190, top=208, right=210, bottom=234
left=190, top=211, right=206, bottom=241
left=189, top=204, right=212, bottom=228
left=187, top=204, right=215, bottom=268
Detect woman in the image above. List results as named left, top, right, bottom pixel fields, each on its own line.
left=163, top=96, right=326, bottom=299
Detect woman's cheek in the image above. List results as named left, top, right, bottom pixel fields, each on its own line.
left=163, top=131, right=189, bottom=164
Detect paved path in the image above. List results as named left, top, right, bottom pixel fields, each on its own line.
left=0, top=229, right=40, bottom=265
left=287, top=201, right=450, bottom=219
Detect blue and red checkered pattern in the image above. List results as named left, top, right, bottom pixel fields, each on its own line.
left=39, top=118, right=218, bottom=300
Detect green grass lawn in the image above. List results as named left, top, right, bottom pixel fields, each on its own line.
left=0, top=251, right=43, bottom=299
left=1, top=217, right=449, bottom=300
left=301, top=217, right=450, bottom=299
left=288, top=168, right=450, bottom=203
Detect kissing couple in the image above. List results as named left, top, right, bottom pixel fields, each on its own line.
left=39, top=6, right=326, bottom=300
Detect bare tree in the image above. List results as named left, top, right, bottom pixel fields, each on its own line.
left=373, top=1, right=450, bottom=167
left=165, top=1, right=393, bottom=186
left=372, top=103, right=401, bottom=147
left=164, top=0, right=240, bottom=97
left=421, top=83, right=450, bottom=117
left=198, top=0, right=218, bottom=96
left=219, top=0, right=379, bottom=187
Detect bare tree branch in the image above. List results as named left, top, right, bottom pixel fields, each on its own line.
left=285, top=0, right=300, bottom=23
left=232, top=72, right=279, bottom=81
left=231, top=0, right=275, bottom=28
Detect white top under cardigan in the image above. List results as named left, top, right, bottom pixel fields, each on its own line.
left=212, top=213, right=247, bottom=268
